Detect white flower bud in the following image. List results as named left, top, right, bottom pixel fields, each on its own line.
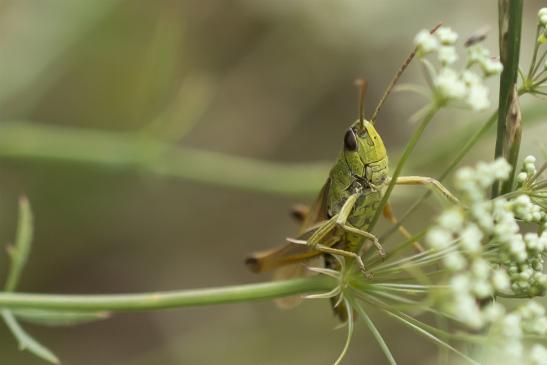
left=539, top=8, right=547, bottom=26
left=492, top=270, right=510, bottom=291
left=481, top=58, right=504, bottom=76
left=472, top=259, right=490, bottom=278
left=454, top=296, right=483, bottom=328
left=439, top=209, right=464, bottom=232
left=517, top=172, right=528, bottom=182
left=426, top=227, right=453, bottom=249
left=414, top=30, right=439, bottom=54
left=434, top=68, right=466, bottom=100
left=530, top=344, right=547, bottom=365
left=444, top=251, right=467, bottom=271
left=450, top=274, right=470, bottom=293
left=466, top=83, right=490, bottom=111
left=472, top=279, right=492, bottom=298
left=524, top=155, right=537, bottom=164
left=438, top=46, right=458, bottom=65
left=462, top=70, right=481, bottom=85
left=460, top=223, right=483, bottom=253
left=501, top=314, right=522, bottom=337
left=436, top=27, right=459, bottom=45
left=467, top=44, right=490, bottom=65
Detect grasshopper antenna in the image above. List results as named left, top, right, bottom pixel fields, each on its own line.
left=371, top=22, right=442, bottom=124
left=355, top=79, right=367, bottom=128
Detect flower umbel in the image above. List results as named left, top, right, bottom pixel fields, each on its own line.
left=414, top=26, right=503, bottom=110
left=425, top=157, right=546, bottom=363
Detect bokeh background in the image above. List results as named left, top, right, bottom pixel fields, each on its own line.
left=0, top=1, right=545, bottom=364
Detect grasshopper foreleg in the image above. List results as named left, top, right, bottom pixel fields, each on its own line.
left=393, top=176, right=459, bottom=204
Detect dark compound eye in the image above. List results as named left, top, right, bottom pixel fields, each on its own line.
left=344, top=129, right=358, bottom=151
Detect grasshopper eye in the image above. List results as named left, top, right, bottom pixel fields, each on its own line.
left=343, top=129, right=358, bottom=151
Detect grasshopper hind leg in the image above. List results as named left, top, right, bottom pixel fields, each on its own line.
left=287, top=192, right=383, bottom=278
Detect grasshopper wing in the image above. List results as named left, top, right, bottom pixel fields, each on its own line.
left=299, top=178, right=331, bottom=234
left=245, top=179, right=331, bottom=273
left=244, top=225, right=323, bottom=273
left=272, top=255, right=325, bottom=309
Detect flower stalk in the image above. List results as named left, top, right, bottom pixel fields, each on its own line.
left=493, top=0, right=523, bottom=196
left=0, top=276, right=335, bottom=312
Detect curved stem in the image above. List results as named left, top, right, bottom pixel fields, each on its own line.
left=0, top=276, right=335, bottom=312
left=0, top=122, right=328, bottom=196
left=380, top=111, right=497, bottom=240
left=370, top=104, right=440, bottom=230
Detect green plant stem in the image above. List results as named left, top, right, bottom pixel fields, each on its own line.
left=0, top=105, right=544, bottom=199
left=0, top=122, right=328, bottom=196
left=370, top=104, right=440, bottom=230
left=380, top=111, right=498, bottom=240
left=0, top=276, right=335, bottom=312
left=493, top=0, right=523, bottom=196
left=527, top=25, right=542, bottom=80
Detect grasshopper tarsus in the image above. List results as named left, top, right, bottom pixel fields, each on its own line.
left=360, top=267, right=373, bottom=280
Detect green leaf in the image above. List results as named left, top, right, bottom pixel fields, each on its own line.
left=5, top=196, right=34, bottom=292
left=2, top=197, right=62, bottom=363
left=2, top=310, right=60, bottom=364
left=12, top=309, right=111, bottom=327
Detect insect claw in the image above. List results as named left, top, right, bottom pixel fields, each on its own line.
left=373, top=240, right=386, bottom=258
left=360, top=268, right=373, bottom=279
left=355, top=257, right=373, bottom=279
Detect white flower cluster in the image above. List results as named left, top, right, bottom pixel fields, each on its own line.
left=414, top=27, right=502, bottom=111
left=540, top=8, right=547, bottom=26
left=539, top=8, right=547, bottom=44
left=517, top=155, right=539, bottom=185
left=426, top=158, right=547, bottom=329
left=456, top=157, right=546, bottom=297
left=515, top=155, right=547, bottom=230
left=485, top=301, right=547, bottom=365
left=467, top=44, right=504, bottom=76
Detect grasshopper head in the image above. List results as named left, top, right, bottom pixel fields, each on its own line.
left=341, top=119, right=388, bottom=185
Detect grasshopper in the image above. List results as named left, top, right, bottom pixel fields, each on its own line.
left=245, top=34, right=458, bottom=310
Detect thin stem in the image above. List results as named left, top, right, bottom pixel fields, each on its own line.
left=381, top=110, right=498, bottom=239
left=353, top=301, right=397, bottom=365
left=334, top=298, right=354, bottom=365
left=371, top=24, right=441, bottom=123
left=0, top=122, right=328, bottom=196
left=533, top=75, right=547, bottom=86
left=369, top=104, right=440, bottom=230
left=0, top=276, right=335, bottom=312
left=527, top=25, right=542, bottom=79
left=531, top=48, right=547, bottom=79
left=384, top=310, right=480, bottom=365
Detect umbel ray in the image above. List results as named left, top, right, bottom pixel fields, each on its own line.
left=245, top=27, right=459, bottom=315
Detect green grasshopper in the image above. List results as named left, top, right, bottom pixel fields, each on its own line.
left=245, top=35, right=457, bottom=306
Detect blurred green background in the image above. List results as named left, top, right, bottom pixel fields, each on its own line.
left=0, top=1, right=545, bottom=364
